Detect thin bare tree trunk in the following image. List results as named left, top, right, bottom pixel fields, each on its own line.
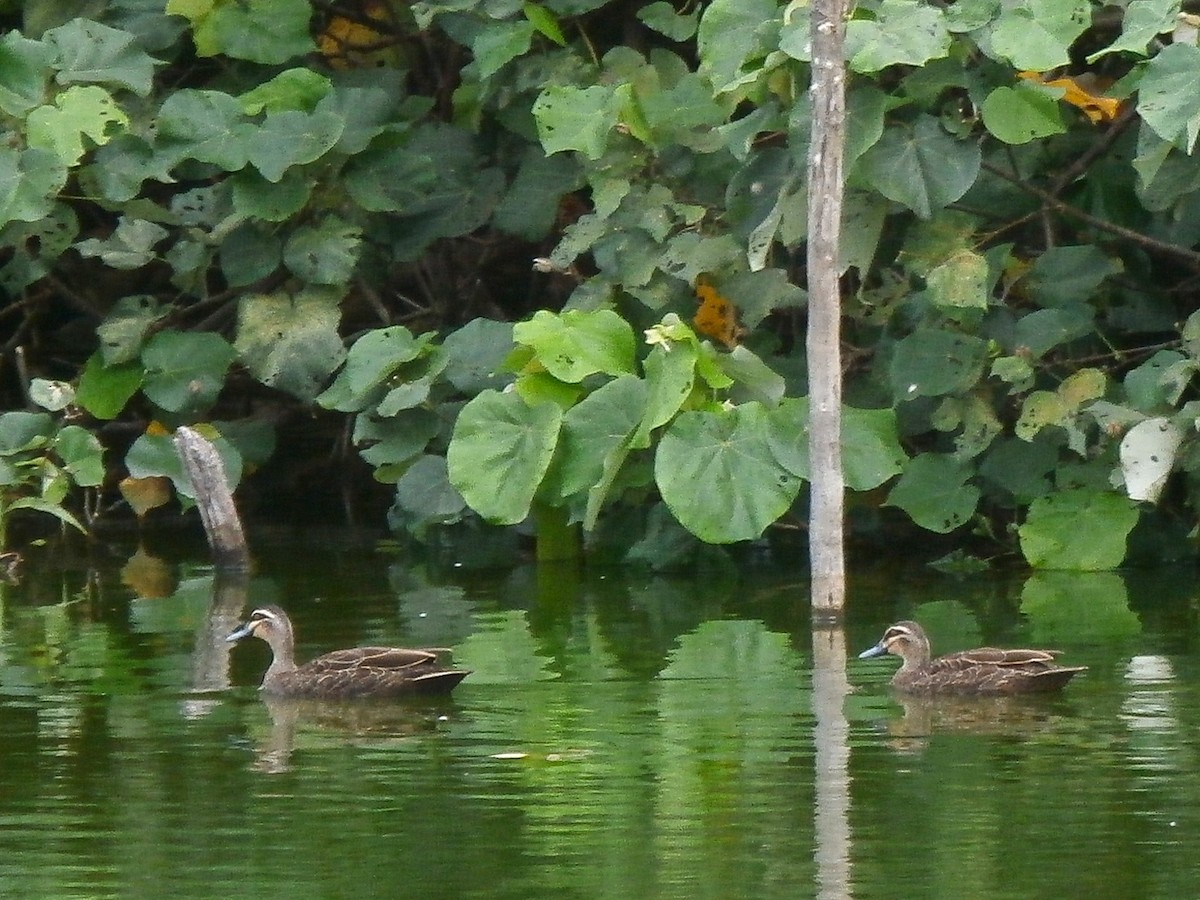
left=806, top=0, right=849, bottom=617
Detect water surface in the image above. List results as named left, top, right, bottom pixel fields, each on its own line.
left=1, top=537, right=1197, bottom=897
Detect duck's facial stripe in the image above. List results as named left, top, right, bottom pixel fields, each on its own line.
left=250, top=608, right=280, bottom=623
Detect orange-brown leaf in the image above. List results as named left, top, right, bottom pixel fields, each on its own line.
left=693, top=275, right=743, bottom=349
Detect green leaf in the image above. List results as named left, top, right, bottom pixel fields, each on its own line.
left=75, top=353, right=143, bottom=420
left=926, top=249, right=989, bottom=312
left=0, top=31, right=53, bottom=116
left=355, top=409, right=440, bottom=472
left=638, top=2, right=698, bottom=41
left=655, top=402, right=805, bottom=543
left=889, top=328, right=987, bottom=398
left=858, top=116, right=981, bottom=218
left=238, top=68, right=331, bottom=114
left=842, top=406, right=906, bottom=490
left=317, top=326, right=432, bottom=412
left=442, top=318, right=516, bottom=394
left=714, top=268, right=807, bottom=331
left=1088, top=0, right=1179, bottom=61
left=283, top=217, right=362, bottom=285
left=96, top=295, right=164, bottom=365
left=175, top=0, right=316, bottom=64
left=980, top=83, right=1066, bottom=145
left=532, top=84, right=619, bottom=160
left=54, top=425, right=104, bottom=487
left=9, top=496, right=84, bottom=532
left=1025, top=245, right=1121, bottom=307
left=0, top=411, right=54, bottom=454
left=219, top=223, right=281, bottom=287
left=886, top=452, right=980, bottom=533
left=235, top=287, right=347, bottom=401
left=1014, top=305, right=1095, bottom=358
left=552, top=374, right=647, bottom=501
left=0, top=147, right=66, bottom=228
left=230, top=168, right=312, bottom=222
left=513, top=309, right=637, bottom=382
left=1018, top=489, right=1138, bottom=569
left=493, top=149, right=582, bottom=241
left=472, top=20, right=535, bottom=79
left=698, top=0, right=780, bottom=95
left=524, top=3, right=567, bottom=45
left=632, top=343, right=696, bottom=448
left=979, top=436, right=1057, bottom=501
left=1122, top=348, right=1187, bottom=410
left=155, top=89, right=252, bottom=171
left=447, top=390, right=563, bottom=525
left=391, top=455, right=468, bottom=538
left=26, top=85, right=128, bottom=168
left=1015, top=391, right=1068, bottom=441
left=246, top=108, right=344, bottom=182
left=988, top=0, right=1091, bottom=70
left=74, top=217, right=168, bottom=269
left=45, top=18, right=158, bottom=95
left=846, top=0, right=952, bottom=74
left=721, top=345, right=787, bottom=407
left=141, top=331, right=236, bottom=415
left=1137, top=42, right=1200, bottom=152
left=29, top=378, right=74, bottom=412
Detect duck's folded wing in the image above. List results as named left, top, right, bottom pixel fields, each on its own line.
left=309, top=647, right=441, bottom=672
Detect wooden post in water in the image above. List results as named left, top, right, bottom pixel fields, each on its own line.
left=173, top=426, right=250, bottom=573
left=806, top=0, right=850, bottom=617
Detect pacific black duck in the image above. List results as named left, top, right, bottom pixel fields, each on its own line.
left=226, top=605, right=470, bottom=698
left=858, top=620, right=1086, bottom=695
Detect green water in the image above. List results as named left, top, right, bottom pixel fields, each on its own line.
left=1, top=536, right=1198, bottom=898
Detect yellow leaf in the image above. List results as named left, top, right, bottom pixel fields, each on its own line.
left=119, top=476, right=172, bottom=519
left=693, top=275, right=743, bottom=349
left=1017, top=71, right=1123, bottom=124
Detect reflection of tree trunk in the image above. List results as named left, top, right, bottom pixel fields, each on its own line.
left=175, top=426, right=251, bottom=702
left=191, top=571, right=249, bottom=695
left=812, top=625, right=852, bottom=900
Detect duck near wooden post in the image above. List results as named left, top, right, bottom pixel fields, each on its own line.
left=226, top=605, right=470, bottom=698
left=858, top=620, right=1086, bottom=695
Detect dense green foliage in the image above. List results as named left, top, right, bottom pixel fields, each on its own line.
left=3, top=0, right=1200, bottom=569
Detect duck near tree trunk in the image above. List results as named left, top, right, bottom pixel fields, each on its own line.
left=227, top=605, right=470, bottom=699
left=858, top=620, right=1086, bottom=695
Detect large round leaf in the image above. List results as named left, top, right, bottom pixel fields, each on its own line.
left=447, top=389, right=563, bottom=525
left=655, top=403, right=804, bottom=543
left=886, top=452, right=979, bottom=533
left=889, top=327, right=986, bottom=399
left=141, top=330, right=235, bottom=415
left=512, top=308, right=636, bottom=383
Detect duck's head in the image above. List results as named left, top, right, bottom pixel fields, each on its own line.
left=227, top=605, right=294, bottom=647
left=858, top=620, right=931, bottom=663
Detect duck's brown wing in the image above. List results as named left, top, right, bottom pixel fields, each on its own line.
left=277, top=658, right=469, bottom=698
left=308, top=647, right=443, bottom=673
left=922, top=651, right=1086, bottom=694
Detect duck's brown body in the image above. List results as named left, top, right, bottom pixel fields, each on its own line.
left=859, top=620, right=1086, bottom=695
left=227, top=606, right=469, bottom=698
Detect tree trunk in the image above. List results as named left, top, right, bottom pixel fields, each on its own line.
left=806, top=0, right=850, bottom=617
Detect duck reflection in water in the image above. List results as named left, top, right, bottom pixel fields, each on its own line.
left=251, top=694, right=460, bottom=773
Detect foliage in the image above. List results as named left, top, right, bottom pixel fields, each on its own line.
left=0, top=382, right=104, bottom=548
left=4, top=0, right=1200, bottom=568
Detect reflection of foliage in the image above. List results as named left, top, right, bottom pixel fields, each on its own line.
left=4, top=3, right=1200, bottom=568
